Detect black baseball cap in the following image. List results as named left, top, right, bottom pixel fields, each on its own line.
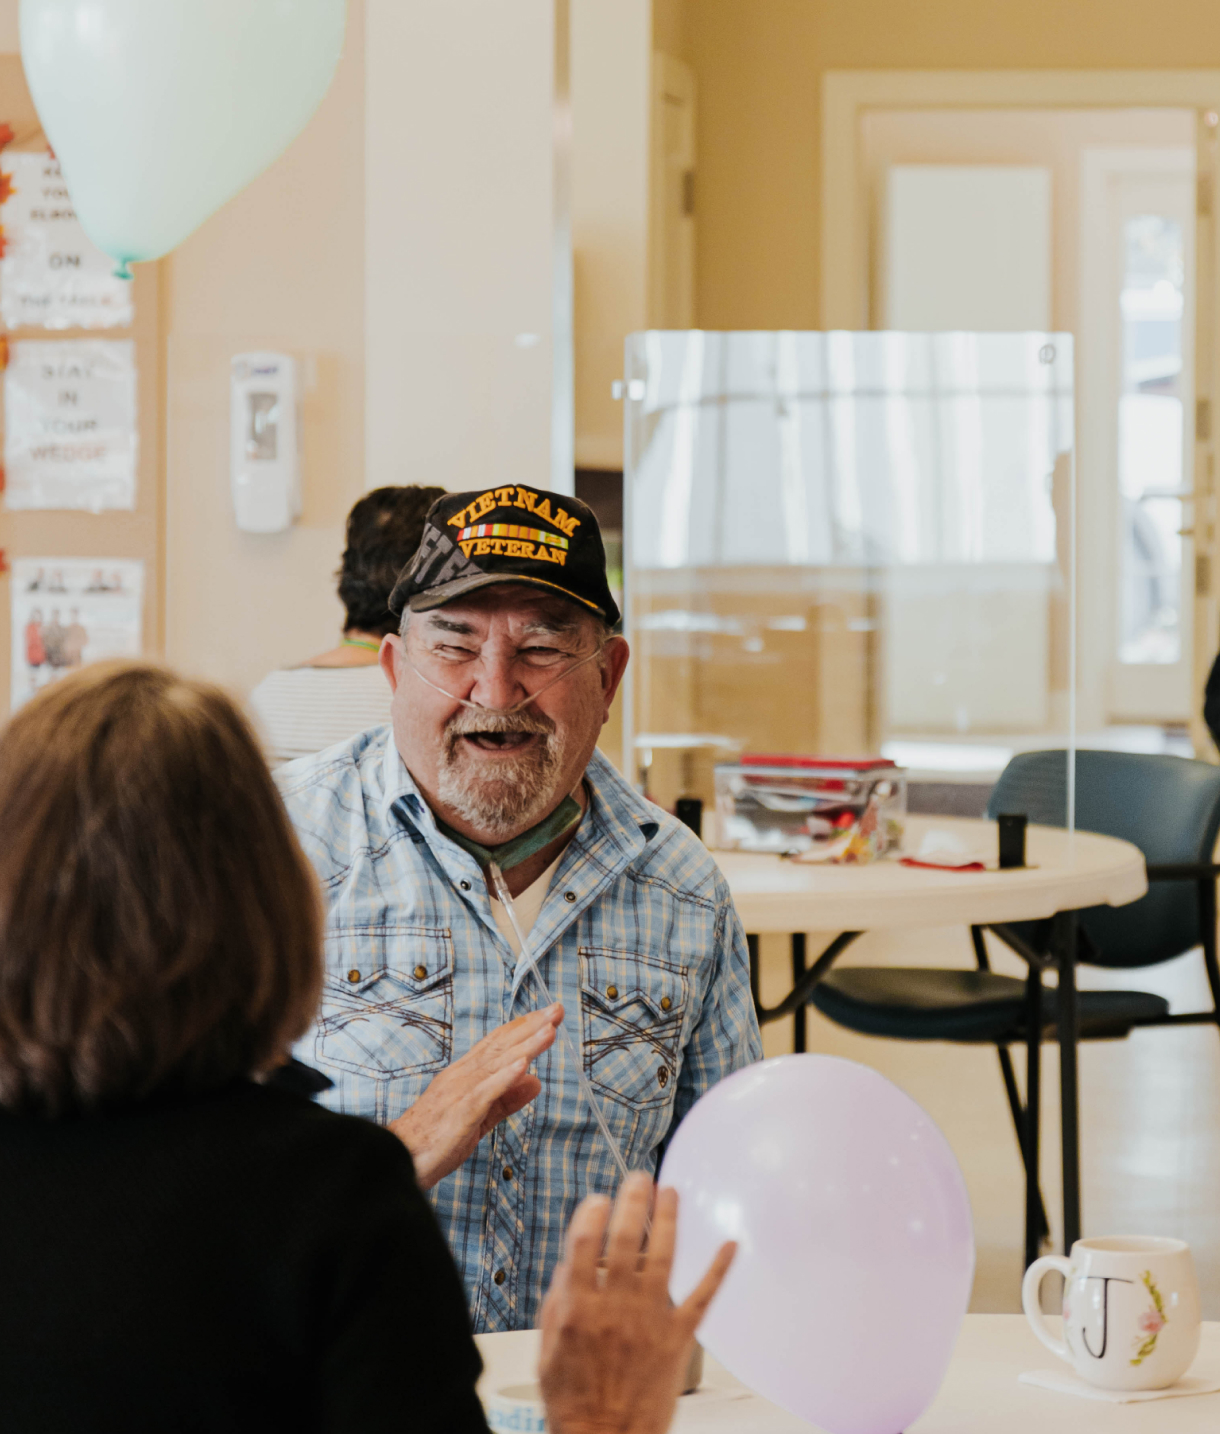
left=388, top=485, right=621, bottom=626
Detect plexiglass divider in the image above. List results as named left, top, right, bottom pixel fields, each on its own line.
left=622, top=330, right=1076, bottom=850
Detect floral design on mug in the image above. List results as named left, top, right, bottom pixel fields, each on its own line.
left=1130, top=1270, right=1168, bottom=1365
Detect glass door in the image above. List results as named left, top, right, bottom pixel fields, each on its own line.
left=1081, top=154, right=1196, bottom=721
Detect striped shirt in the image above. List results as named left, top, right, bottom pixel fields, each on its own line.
left=247, top=665, right=391, bottom=766
left=277, top=726, right=762, bottom=1332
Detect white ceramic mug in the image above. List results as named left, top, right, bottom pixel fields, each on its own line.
left=1022, top=1236, right=1201, bottom=1390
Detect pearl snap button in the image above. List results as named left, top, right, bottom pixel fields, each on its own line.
left=494, top=1269, right=506, bottom=1286
left=658, top=1068, right=669, bottom=1087
left=347, top=969, right=361, bottom=983
left=606, top=985, right=619, bottom=999
left=660, top=996, right=672, bottom=1011
left=564, top=891, right=576, bottom=903
left=460, top=880, right=471, bottom=891
left=413, top=965, right=427, bottom=980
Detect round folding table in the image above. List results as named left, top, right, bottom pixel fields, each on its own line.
left=712, top=815, right=1148, bottom=1258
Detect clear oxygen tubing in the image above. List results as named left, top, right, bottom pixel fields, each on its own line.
left=487, top=859, right=632, bottom=1185
left=402, top=645, right=605, bottom=716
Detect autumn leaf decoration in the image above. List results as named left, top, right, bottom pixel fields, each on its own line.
left=0, top=123, right=13, bottom=150
left=0, top=225, right=7, bottom=260
left=0, top=170, right=14, bottom=207
left=0, top=336, right=9, bottom=370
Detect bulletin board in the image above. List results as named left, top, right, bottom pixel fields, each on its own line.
left=0, top=54, right=163, bottom=712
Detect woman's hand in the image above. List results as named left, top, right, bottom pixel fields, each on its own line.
left=539, top=1171, right=736, bottom=1434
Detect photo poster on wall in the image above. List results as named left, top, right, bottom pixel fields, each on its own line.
left=4, top=338, right=138, bottom=510
left=0, top=151, right=134, bottom=330
left=10, top=558, right=144, bottom=711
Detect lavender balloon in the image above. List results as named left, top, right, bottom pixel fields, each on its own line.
left=661, top=1055, right=974, bottom=1433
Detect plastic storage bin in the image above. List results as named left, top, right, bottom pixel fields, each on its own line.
left=714, top=755, right=907, bottom=860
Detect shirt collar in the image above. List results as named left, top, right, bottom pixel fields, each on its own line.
left=377, top=727, right=432, bottom=828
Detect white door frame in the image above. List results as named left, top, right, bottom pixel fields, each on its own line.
left=823, top=70, right=1220, bottom=755
left=1079, top=148, right=1196, bottom=723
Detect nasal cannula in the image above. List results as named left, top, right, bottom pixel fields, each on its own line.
left=488, top=860, right=632, bottom=1184
left=406, top=648, right=635, bottom=1188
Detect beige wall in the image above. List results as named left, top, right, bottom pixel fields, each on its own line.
left=652, top=0, right=689, bottom=64
left=165, top=1, right=366, bottom=695
left=365, top=0, right=560, bottom=496
left=686, top=0, right=1220, bottom=330
left=572, top=0, right=650, bottom=470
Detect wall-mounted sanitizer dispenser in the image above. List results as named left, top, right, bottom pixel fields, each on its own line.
left=230, top=352, right=301, bottom=533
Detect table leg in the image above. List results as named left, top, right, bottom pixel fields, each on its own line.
left=749, top=931, right=860, bottom=1027
left=1023, top=961, right=1043, bottom=1270
left=791, top=934, right=807, bottom=1053
left=1056, top=910, right=1081, bottom=1252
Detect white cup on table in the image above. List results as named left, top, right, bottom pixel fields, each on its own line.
left=1022, top=1235, right=1201, bottom=1390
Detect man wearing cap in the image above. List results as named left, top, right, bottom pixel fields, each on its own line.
left=279, top=485, right=761, bottom=1332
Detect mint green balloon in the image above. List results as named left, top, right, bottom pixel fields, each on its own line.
left=20, top=0, right=347, bottom=276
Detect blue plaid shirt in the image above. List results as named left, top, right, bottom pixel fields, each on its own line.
left=277, top=726, right=761, bottom=1332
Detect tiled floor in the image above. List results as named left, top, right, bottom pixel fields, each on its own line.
left=754, top=922, right=1220, bottom=1316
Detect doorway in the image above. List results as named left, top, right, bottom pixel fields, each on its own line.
left=1081, top=148, right=1195, bottom=721
left=823, top=70, right=1220, bottom=755
left=863, top=106, right=1195, bottom=733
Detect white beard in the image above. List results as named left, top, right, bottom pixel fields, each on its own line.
left=435, top=711, right=568, bottom=841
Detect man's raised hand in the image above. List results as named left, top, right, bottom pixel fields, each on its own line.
left=388, top=1003, right=563, bottom=1189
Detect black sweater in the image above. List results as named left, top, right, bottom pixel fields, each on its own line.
left=0, top=1081, right=490, bottom=1432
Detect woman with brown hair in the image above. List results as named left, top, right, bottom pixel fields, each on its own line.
left=0, top=662, right=731, bottom=1433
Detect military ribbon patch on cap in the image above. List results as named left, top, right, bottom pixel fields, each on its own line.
left=456, top=523, right=569, bottom=551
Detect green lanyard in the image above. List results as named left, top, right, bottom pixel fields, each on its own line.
left=436, top=795, right=582, bottom=872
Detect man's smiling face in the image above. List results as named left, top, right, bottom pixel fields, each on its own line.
left=380, top=584, right=629, bottom=843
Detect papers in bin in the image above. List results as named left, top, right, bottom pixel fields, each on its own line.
left=899, top=829, right=990, bottom=872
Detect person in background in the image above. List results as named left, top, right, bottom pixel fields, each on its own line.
left=42, top=608, right=66, bottom=671
left=1204, top=652, right=1220, bottom=754
left=250, top=484, right=445, bottom=765
left=0, top=661, right=734, bottom=1434
left=23, top=607, right=45, bottom=692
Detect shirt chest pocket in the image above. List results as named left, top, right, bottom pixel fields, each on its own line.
left=315, top=924, right=454, bottom=1079
left=580, top=947, right=689, bottom=1110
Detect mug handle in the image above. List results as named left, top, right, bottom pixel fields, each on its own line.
left=1022, top=1255, right=1073, bottom=1362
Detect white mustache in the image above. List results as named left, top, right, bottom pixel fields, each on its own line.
left=445, top=708, right=554, bottom=742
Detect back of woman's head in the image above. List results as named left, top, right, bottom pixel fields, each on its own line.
left=0, top=662, right=322, bottom=1116
left=338, top=484, right=446, bottom=637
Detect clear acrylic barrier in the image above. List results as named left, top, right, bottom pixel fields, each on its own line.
left=622, top=330, right=1076, bottom=841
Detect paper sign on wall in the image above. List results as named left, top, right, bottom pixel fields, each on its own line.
left=4, top=338, right=138, bottom=510
left=0, top=152, right=134, bottom=329
left=10, top=557, right=144, bottom=711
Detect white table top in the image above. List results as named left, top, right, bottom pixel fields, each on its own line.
left=712, top=815, right=1148, bottom=933
left=476, top=1315, right=1220, bottom=1431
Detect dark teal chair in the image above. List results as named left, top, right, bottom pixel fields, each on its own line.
left=808, top=750, right=1220, bottom=1267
